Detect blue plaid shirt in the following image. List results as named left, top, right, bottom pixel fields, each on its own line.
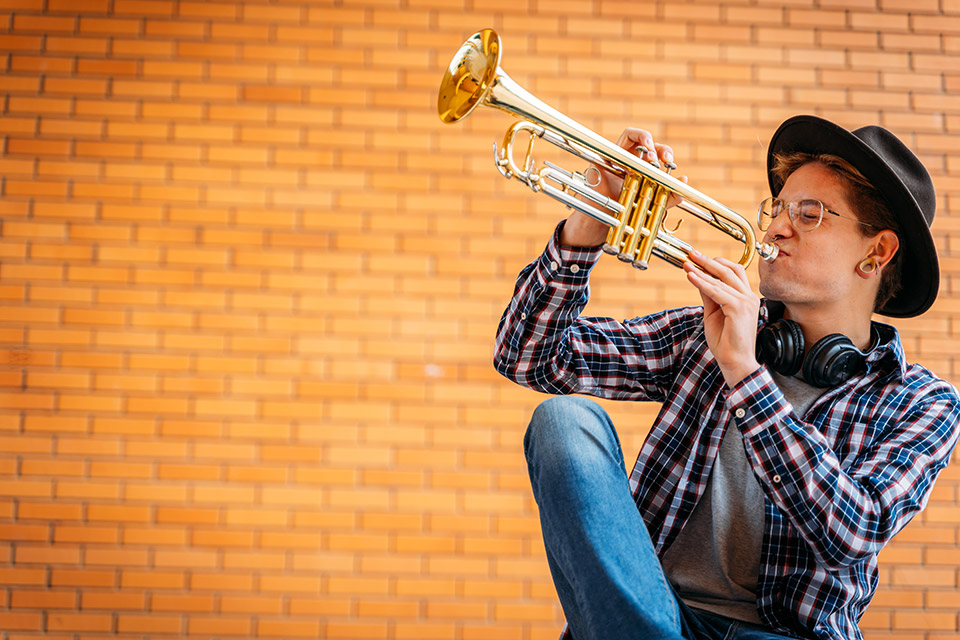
left=494, top=225, right=960, bottom=640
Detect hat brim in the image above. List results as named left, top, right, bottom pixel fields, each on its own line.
left=766, top=115, right=938, bottom=318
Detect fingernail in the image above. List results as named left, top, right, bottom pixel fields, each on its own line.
left=664, top=151, right=674, bottom=163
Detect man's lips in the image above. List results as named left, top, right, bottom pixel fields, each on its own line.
left=768, top=243, right=788, bottom=257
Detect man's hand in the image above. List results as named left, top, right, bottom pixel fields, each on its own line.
left=683, top=251, right=762, bottom=388
left=560, top=128, right=683, bottom=248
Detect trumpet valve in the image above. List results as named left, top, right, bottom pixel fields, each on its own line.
left=634, top=145, right=660, bottom=169
left=605, top=174, right=644, bottom=260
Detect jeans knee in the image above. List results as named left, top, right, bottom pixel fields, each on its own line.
left=526, top=396, right=587, bottom=457
left=524, top=396, right=621, bottom=472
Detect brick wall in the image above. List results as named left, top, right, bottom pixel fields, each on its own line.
left=1, top=1, right=958, bottom=638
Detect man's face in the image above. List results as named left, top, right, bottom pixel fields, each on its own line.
left=757, top=162, right=878, bottom=309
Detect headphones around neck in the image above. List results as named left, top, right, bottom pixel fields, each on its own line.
left=755, top=317, right=872, bottom=388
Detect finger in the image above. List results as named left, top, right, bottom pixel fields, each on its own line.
left=654, top=143, right=675, bottom=167
left=696, top=282, right=721, bottom=315
left=687, top=252, right=752, bottom=293
left=616, top=128, right=657, bottom=163
left=684, top=256, right=752, bottom=307
left=617, top=127, right=654, bottom=149
left=713, top=257, right=751, bottom=287
left=684, top=266, right=742, bottom=308
left=686, top=250, right=738, bottom=282
left=684, top=265, right=725, bottom=301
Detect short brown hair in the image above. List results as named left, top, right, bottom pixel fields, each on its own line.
left=770, top=152, right=902, bottom=313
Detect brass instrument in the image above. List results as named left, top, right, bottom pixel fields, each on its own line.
left=437, top=29, right=778, bottom=270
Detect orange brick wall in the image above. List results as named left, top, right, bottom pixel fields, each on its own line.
left=1, top=1, right=959, bottom=638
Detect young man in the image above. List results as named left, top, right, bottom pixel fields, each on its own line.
left=493, top=115, right=960, bottom=640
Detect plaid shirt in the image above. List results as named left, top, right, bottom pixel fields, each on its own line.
left=494, top=225, right=960, bottom=640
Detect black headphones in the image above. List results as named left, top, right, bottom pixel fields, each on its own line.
left=755, top=309, right=874, bottom=388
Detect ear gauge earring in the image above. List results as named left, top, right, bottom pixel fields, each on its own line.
left=858, top=257, right=878, bottom=275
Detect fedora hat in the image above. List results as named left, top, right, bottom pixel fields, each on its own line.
left=766, top=115, right=938, bottom=318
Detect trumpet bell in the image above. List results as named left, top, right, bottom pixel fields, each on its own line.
left=436, top=28, right=779, bottom=271
left=438, top=29, right=501, bottom=124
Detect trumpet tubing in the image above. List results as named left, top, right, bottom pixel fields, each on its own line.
left=437, top=28, right=778, bottom=271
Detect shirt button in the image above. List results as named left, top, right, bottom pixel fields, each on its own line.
left=549, top=261, right=558, bottom=271
left=570, top=264, right=580, bottom=274
left=772, top=474, right=782, bottom=484
left=520, top=312, right=527, bottom=320
left=734, top=408, right=745, bottom=419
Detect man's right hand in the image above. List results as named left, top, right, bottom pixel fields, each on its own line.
left=559, top=127, right=681, bottom=248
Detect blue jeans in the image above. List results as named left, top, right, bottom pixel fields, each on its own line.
left=524, top=396, right=798, bottom=640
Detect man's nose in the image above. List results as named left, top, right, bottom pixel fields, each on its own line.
left=764, top=205, right=795, bottom=239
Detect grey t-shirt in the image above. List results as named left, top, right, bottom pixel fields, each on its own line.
left=660, top=371, right=825, bottom=624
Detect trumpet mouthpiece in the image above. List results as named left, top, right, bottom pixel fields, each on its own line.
left=759, top=242, right=779, bottom=262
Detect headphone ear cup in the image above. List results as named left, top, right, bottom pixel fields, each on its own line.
left=802, top=333, right=863, bottom=388
left=756, top=319, right=805, bottom=376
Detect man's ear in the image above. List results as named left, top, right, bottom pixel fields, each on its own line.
left=871, top=230, right=899, bottom=270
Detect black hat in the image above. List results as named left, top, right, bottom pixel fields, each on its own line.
left=766, top=115, right=938, bottom=318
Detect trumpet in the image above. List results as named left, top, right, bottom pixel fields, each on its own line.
left=437, top=28, right=778, bottom=270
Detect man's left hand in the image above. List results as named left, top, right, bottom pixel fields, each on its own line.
left=683, top=251, right=762, bottom=388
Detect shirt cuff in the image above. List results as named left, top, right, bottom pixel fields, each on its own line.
left=541, top=221, right=603, bottom=285
left=725, top=365, right=793, bottom=439
left=726, top=366, right=799, bottom=490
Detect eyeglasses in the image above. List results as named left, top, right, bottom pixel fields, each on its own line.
left=757, top=197, right=881, bottom=233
